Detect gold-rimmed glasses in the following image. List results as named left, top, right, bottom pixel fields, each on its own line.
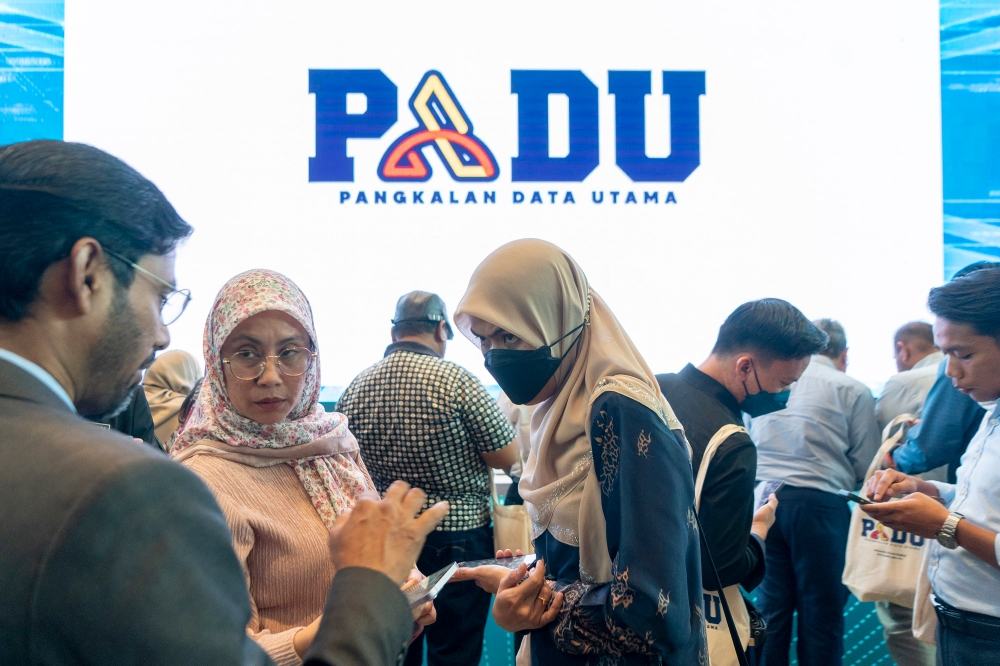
left=223, top=347, right=317, bottom=381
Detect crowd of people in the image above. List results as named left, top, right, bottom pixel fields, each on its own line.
left=1, top=139, right=999, bottom=666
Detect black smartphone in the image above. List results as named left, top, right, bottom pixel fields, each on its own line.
left=838, top=489, right=874, bottom=505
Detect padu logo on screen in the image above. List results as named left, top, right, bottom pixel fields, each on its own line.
left=308, top=69, right=705, bottom=188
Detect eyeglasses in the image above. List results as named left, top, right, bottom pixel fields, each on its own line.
left=104, top=249, right=192, bottom=325
left=223, top=347, right=317, bottom=381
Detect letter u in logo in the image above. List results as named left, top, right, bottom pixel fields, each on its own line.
left=703, top=593, right=722, bottom=625
left=379, top=71, right=498, bottom=182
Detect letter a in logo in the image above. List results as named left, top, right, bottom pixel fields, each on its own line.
left=379, top=71, right=498, bottom=182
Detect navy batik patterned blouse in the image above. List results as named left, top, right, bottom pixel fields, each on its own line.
left=530, top=391, right=706, bottom=666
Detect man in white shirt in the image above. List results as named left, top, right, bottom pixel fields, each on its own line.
left=875, top=321, right=944, bottom=433
left=872, top=321, right=943, bottom=666
left=865, top=267, right=1000, bottom=666
left=747, top=319, right=882, bottom=666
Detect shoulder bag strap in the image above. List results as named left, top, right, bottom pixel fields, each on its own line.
left=861, top=413, right=916, bottom=492
left=695, top=509, right=750, bottom=666
left=694, top=423, right=746, bottom=511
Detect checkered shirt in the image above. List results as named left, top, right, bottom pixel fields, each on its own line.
left=337, top=347, right=516, bottom=531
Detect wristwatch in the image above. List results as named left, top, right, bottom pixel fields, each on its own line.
left=935, top=511, right=964, bottom=549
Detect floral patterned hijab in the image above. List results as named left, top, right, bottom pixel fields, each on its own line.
left=171, top=269, right=372, bottom=528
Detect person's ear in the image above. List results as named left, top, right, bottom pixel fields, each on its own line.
left=390, top=325, right=399, bottom=342
left=839, top=348, right=849, bottom=370
left=436, top=321, right=447, bottom=344
left=59, top=237, right=107, bottom=318
left=735, top=355, right=754, bottom=381
left=895, top=340, right=909, bottom=363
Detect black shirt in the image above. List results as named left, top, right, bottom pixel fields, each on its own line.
left=93, top=384, right=162, bottom=452
left=656, top=364, right=765, bottom=591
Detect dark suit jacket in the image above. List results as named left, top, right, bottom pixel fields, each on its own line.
left=0, top=358, right=413, bottom=666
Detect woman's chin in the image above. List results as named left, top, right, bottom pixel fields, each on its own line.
left=237, top=401, right=292, bottom=424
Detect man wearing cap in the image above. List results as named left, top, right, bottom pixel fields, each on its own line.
left=336, top=291, right=517, bottom=666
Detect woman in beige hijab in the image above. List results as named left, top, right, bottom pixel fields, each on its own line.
left=452, top=239, right=706, bottom=666
left=143, top=349, right=202, bottom=444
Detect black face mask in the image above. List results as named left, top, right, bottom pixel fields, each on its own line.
left=484, top=323, right=585, bottom=405
left=738, top=361, right=791, bottom=417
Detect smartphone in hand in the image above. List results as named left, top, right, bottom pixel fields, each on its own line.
left=756, top=480, right=785, bottom=510
left=838, top=489, right=874, bottom=505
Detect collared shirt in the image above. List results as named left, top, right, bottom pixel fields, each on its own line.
left=0, top=348, right=75, bottom=412
left=891, top=360, right=984, bottom=483
left=875, top=351, right=945, bottom=433
left=336, top=342, right=516, bottom=531
left=747, top=355, right=881, bottom=495
left=927, top=406, right=1000, bottom=617
left=656, top=364, right=765, bottom=591
left=383, top=340, right=442, bottom=359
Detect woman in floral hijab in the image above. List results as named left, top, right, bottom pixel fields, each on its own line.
left=172, top=269, right=408, bottom=664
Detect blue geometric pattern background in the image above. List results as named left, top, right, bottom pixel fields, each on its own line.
left=941, top=0, right=1000, bottom=277
left=0, top=1, right=63, bottom=144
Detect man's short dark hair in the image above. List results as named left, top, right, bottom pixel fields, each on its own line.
left=928, top=267, right=1000, bottom=339
left=954, top=261, right=1000, bottom=279
left=393, top=320, right=439, bottom=338
left=813, top=318, right=847, bottom=358
left=0, top=140, right=193, bottom=321
left=711, top=298, right=829, bottom=362
left=894, top=321, right=935, bottom=349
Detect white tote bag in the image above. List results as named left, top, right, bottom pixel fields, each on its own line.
left=490, top=449, right=534, bottom=554
left=841, top=414, right=929, bottom=607
left=695, top=424, right=751, bottom=666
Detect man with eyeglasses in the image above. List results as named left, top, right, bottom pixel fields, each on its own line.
left=0, top=140, right=446, bottom=666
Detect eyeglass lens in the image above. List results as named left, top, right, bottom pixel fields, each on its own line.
left=161, top=290, right=191, bottom=326
left=228, top=348, right=313, bottom=380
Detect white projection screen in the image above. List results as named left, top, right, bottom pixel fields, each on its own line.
left=63, top=1, right=943, bottom=393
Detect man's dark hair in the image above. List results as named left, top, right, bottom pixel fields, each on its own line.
left=813, top=318, right=847, bottom=358
left=393, top=320, right=439, bottom=338
left=894, top=321, right=935, bottom=349
left=928, top=267, right=1000, bottom=339
left=0, top=140, right=193, bottom=321
left=954, top=261, right=1000, bottom=279
left=712, top=298, right=828, bottom=362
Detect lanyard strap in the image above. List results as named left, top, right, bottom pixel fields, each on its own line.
left=694, top=509, right=750, bottom=666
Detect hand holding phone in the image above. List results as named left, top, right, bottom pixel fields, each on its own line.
left=451, top=554, right=538, bottom=595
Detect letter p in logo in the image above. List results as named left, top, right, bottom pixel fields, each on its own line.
left=309, top=70, right=398, bottom=182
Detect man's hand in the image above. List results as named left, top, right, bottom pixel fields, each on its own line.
left=865, top=469, right=923, bottom=502
left=861, top=493, right=951, bottom=539
left=492, top=560, right=563, bottom=633
left=750, top=494, right=778, bottom=540
left=328, top=481, right=449, bottom=585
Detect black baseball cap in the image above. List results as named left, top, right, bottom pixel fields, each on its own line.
left=392, top=291, right=454, bottom=340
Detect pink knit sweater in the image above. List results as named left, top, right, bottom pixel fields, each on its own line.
left=182, top=454, right=335, bottom=666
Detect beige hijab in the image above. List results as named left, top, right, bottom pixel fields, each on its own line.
left=143, top=349, right=203, bottom=444
left=454, top=239, right=684, bottom=584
